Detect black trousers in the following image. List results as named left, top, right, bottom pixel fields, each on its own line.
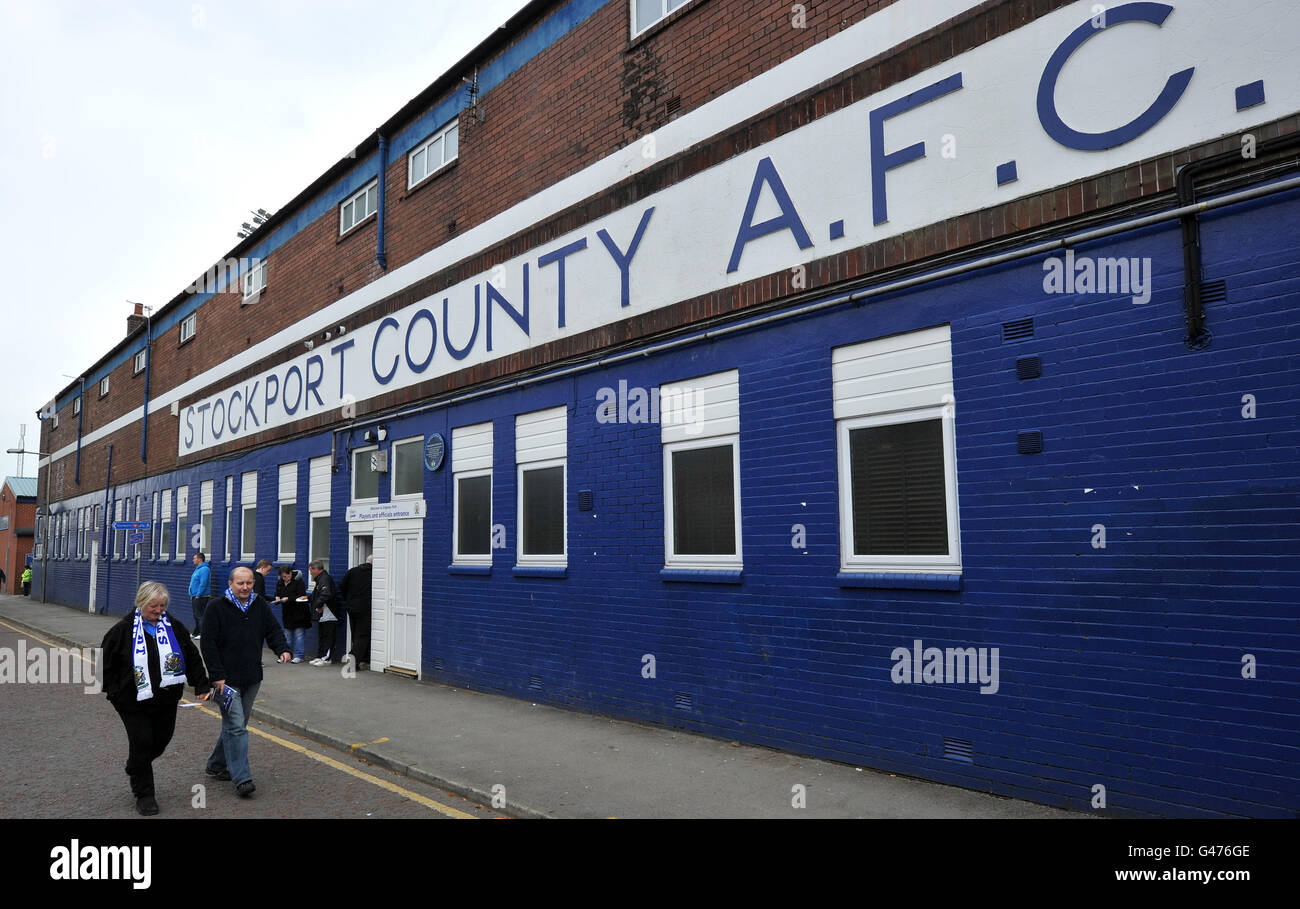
left=317, top=620, right=339, bottom=660
left=348, top=607, right=371, bottom=663
left=114, top=700, right=180, bottom=798
left=191, top=596, right=207, bottom=633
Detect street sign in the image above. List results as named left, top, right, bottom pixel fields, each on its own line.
left=113, top=521, right=151, bottom=531
left=127, top=532, right=145, bottom=545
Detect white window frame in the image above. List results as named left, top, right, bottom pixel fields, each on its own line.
left=391, top=435, right=425, bottom=500
left=453, top=468, right=493, bottom=566
left=407, top=119, right=459, bottom=189
left=175, top=486, right=189, bottom=560
left=242, top=259, right=268, bottom=302
left=180, top=312, right=197, bottom=343
left=114, top=499, right=124, bottom=560
left=630, top=0, right=694, bottom=37
left=133, top=349, right=147, bottom=375
left=663, top=434, right=743, bottom=570
left=278, top=463, right=298, bottom=561
left=225, top=476, right=234, bottom=562
left=199, top=479, right=213, bottom=559
left=351, top=445, right=380, bottom=504
left=159, top=490, right=172, bottom=562
left=241, top=471, right=258, bottom=561
left=339, top=179, right=379, bottom=236
left=73, top=397, right=80, bottom=416
left=837, top=408, right=961, bottom=575
left=51, top=412, right=58, bottom=430
left=99, top=376, right=110, bottom=398
left=152, top=493, right=160, bottom=560
left=309, top=454, right=331, bottom=573
left=516, top=458, right=566, bottom=568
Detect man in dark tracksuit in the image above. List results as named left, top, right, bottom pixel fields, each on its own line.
left=339, top=556, right=373, bottom=669
left=200, top=566, right=290, bottom=796
left=307, top=560, right=342, bottom=665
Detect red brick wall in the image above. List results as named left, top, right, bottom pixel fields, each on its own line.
left=38, top=0, right=1300, bottom=502
left=0, top=487, right=36, bottom=593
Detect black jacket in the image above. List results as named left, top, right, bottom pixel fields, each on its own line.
left=309, top=569, right=340, bottom=619
left=199, top=592, right=289, bottom=687
left=102, top=611, right=210, bottom=710
left=252, top=570, right=267, bottom=599
left=274, top=571, right=310, bottom=629
left=339, top=563, right=372, bottom=612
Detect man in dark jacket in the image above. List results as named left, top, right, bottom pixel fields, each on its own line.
left=306, top=560, right=341, bottom=666
left=252, top=558, right=274, bottom=599
left=102, top=581, right=211, bottom=815
left=200, top=566, right=290, bottom=797
left=339, top=555, right=373, bottom=670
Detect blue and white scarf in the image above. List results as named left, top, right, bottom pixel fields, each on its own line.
left=224, top=586, right=252, bottom=613
left=132, top=611, right=186, bottom=702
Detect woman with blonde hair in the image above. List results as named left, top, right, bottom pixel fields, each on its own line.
left=101, top=580, right=211, bottom=815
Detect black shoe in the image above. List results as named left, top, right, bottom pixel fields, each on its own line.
left=206, top=767, right=232, bottom=781
left=135, top=795, right=159, bottom=816
left=236, top=780, right=256, bottom=797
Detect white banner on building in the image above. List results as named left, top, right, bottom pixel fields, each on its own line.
left=179, top=0, right=1300, bottom=456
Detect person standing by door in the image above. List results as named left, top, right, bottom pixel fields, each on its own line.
left=306, top=560, right=341, bottom=666
left=272, top=564, right=309, bottom=663
left=340, top=555, right=373, bottom=670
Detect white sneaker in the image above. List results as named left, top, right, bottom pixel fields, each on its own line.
left=309, top=658, right=326, bottom=666
left=291, top=657, right=303, bottom=664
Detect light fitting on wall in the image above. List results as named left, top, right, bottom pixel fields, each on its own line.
left=377, top=425, right=388, bottom=442
left=303, top=340, right=314, bottom=350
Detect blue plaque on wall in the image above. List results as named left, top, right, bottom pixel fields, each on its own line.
left=424, top=433, right=445, bottom=471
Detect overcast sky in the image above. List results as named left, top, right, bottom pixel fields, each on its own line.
left=0, top=0, right=531, bottom=478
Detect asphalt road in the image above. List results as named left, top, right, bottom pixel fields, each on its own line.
left=0, top=624, right=501, bottom=819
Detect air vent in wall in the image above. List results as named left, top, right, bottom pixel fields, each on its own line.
left=1002, top=317, right=1035, bottom=343
left=674, top=693, right=692, bottom=711
left=943, top=737, right=974, bottom=763
left=1016, top=356, right=1042, bottom=380
left=1017, top=431, right=1044, bottom=454
left=578, top=490, right=593, bottom=511
left=528, top=675, right=542, bottom=691
left=432, top=658, right=444, bottom=672
left=665, top=96, right=682, bottom=117
left=1201, top=280, right=1227, bottom=303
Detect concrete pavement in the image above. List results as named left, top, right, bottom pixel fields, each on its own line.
left=0, top=594, right=1082, bottom=819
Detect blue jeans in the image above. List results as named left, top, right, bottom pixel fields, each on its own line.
left=284, top=627, right=307, bottom=661
left=207, top=681, right=260, bottom=785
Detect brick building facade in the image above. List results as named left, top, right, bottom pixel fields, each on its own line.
left=0, top=477, right=37, bottom=593
left=33, top=0, right=1300, bottom=816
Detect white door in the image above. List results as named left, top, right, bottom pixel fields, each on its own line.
left=387, top=530, right=421, bottom=673
left=87, top=540, right=99, bottom=613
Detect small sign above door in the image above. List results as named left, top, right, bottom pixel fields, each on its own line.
left=346, top=500, right=427, bottom=522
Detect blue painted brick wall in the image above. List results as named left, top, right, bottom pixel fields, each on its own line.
left=35, top=185, right=1300, bottom=817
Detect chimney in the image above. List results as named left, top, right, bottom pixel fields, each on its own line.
left=126, top=302, right=146, bottom=336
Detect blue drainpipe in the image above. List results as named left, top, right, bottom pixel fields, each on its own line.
left=377, top=134, right=388, bottom=270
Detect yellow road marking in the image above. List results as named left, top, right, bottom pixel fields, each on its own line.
left=350, top=737, right=391, bottom=750
left=0, top=617, right=477, bottom=819
left=0, top=619, right=95, bottom=662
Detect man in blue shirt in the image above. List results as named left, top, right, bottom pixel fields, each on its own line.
left=188, top=552, right=212, bottom=637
